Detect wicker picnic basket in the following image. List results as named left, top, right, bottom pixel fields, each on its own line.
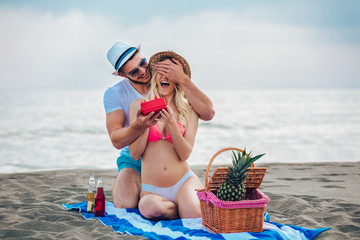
left=196, top=147, right=269, bottom=233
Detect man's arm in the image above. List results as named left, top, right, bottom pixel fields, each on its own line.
left=177, top=75, right=215, bottom=121
left=155, top=59, right=215, bottom=121
left=106, top=109, right=158, bottom=149
left=128, top=100, right=150, bottom=160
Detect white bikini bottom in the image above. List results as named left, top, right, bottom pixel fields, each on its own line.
left=141, top=170, right=193, bottom=202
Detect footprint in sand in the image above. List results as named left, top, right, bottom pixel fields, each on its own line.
left=323, top=185, right=345, bottom=189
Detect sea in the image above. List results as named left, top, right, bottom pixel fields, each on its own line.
left=1, top=88, right=359, bottom=173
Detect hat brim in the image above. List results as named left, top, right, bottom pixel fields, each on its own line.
left=149, top=51, right=191, bottom=78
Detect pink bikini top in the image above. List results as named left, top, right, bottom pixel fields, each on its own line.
left=148, top=122, right=184, bottom=143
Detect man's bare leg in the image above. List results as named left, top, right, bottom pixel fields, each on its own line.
left=112, top=168, right=141, bottom=208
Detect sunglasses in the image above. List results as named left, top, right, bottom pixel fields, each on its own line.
left=126, top=58, right=147, bottom=78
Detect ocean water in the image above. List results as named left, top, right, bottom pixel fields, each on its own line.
left=0, top=89, right=359, bottom=173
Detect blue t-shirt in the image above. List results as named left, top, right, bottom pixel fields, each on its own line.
left=103, top=79, right=144, bottom=127
left=104, top=78, right=149, bottom=161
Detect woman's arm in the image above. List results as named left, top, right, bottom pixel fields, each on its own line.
left=161, top=108, right=198, bottom=161
left=128, top=99, right=150, bottom=161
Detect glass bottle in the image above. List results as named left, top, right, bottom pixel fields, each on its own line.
left=94, top=177, right=105, bottom=217
left=86, top=174, right=96, bottom=213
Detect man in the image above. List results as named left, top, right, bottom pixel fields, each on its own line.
left=104, top=42, right=215, bottom=208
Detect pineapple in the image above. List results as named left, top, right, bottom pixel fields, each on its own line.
left=216, top=149, right=265, bottom=201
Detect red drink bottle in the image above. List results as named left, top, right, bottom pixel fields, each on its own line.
left=94, top=177, right=105, bottom=217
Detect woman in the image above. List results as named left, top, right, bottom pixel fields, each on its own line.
left=129, top=51, right=203, bottom=220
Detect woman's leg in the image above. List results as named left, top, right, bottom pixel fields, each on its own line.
left=174, top=175, right=204, bottom=218
left=138, top=192, right=179, bottom=220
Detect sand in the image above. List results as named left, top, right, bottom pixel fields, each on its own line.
left=0, top=162, right=359, bottom=240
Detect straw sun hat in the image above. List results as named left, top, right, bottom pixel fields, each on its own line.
left=149, top=51, right=191, bottom=78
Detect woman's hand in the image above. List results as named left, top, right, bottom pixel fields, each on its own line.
left=158, top=106, right=176, bottom=127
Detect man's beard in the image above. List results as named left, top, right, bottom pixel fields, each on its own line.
left=128, top=77, right=151, bottom=85
left=128, top=70, right=152, bottom=85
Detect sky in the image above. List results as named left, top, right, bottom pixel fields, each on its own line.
left=0, top=0, right=359, bottom=90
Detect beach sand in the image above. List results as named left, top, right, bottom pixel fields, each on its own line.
left=0, top=162, right=359, bottom=239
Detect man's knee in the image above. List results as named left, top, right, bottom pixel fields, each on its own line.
left=113, top=191, right=139, bottom=208
left=113, top=197, right=138, bottom=209
left=112, top=168, right=141, bottom=208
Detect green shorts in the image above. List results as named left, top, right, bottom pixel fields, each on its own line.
left=117, top=147, right=141, bottom=173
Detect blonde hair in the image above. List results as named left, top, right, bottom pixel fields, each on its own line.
left=147, top=70, right=194, bottom=130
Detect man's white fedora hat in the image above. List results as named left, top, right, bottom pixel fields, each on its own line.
left=107, top=42, right=137, bottom=72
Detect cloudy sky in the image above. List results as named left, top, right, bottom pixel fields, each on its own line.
left=0, top=0, right=359, bottom=90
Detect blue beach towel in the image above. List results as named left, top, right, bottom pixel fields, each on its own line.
left=63, top=201, right=330, bottom=240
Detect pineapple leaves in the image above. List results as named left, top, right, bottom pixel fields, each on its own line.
left=218, top=148, right=265, bottom=201
left=229, top=149, right=265, bottom=180
left=249, top=153, right=266, bottom=162
left=228, top=149, right=265, bottom=181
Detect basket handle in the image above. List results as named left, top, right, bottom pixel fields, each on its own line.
left=204, top=147, right=254, bottom=191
